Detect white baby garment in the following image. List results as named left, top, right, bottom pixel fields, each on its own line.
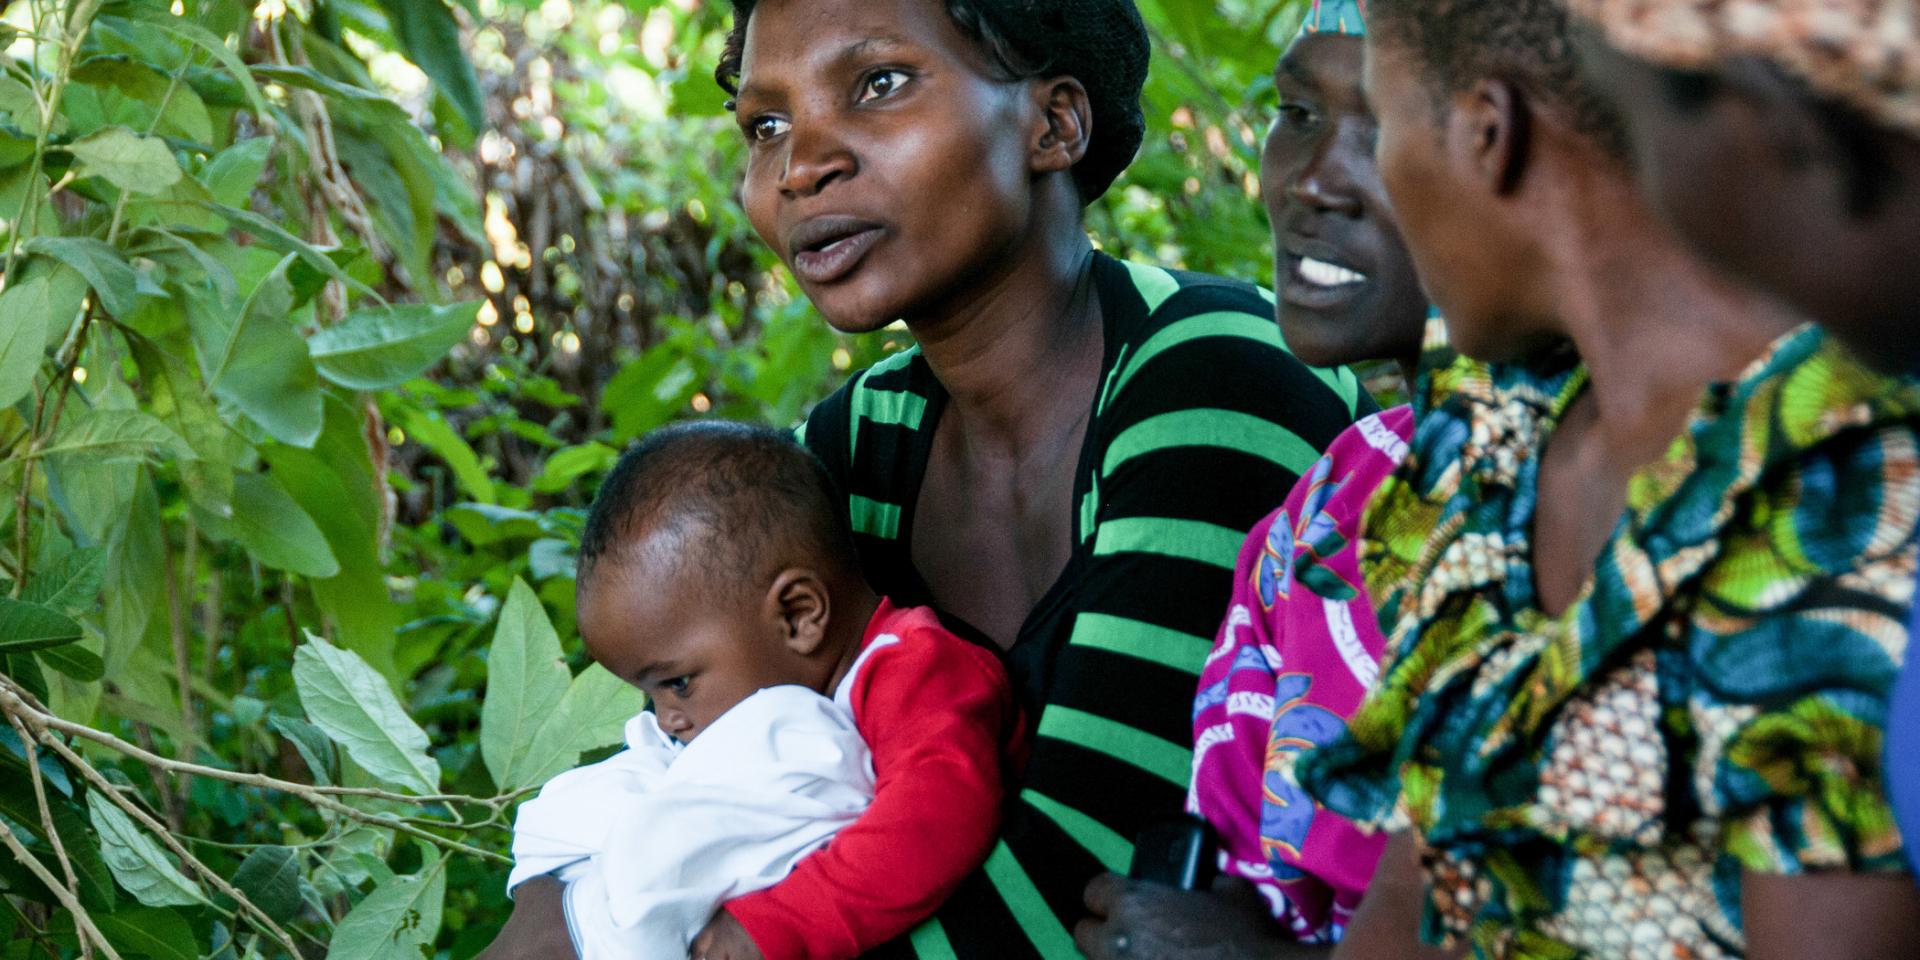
left=507, top=684, right=875, bottom=959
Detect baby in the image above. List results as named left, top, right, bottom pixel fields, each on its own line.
left=507, top=421, right=1015, bottom=960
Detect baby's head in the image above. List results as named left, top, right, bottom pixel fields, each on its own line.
left=575, top=421, right=864, bottom=742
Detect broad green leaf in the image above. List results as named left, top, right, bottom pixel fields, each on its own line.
left=189, top=256, right=324, bottom=448
left=0, top=275, right=51, bottom=409
left=199, top=201, right=379, bottom=301
left=93, top=908, right=196, bottom=960
left=481, top=579, right=573, bottom=791
left=397, top=408, right=494, bottom=503
left=199, top=473, right=340, bottom=578
left=102, top=478, right=163, bottom=674
left=63, top=126, right=183, bottom=195
left=142, top=227, right=238, bottom=306
left=116, top=10, right=270, bottom=119
left=87, top=789, right=205, bottom=907
left=442, top=502, right=541, bottom=545
left=71, top=57, right=213, bottom=143
left=308, top=302, right=479, bottom=390
left=264, top=396, right=399, bottom=678
left=230, top=846, right=303, bottom=923
left=270, top=714, right=337, bottom=787
left=376, top=0, right=484, bottom=133
left=326, top=853, right=446, bottom=960
left=0, top=598, right=83, bottom=652
left=201, top=137, right=272, bottom=209
left=35, top=408, right=190, bottom=462
left=39, top=641, right=105, bottom=682
left=19, top=237, right=140, bottom=318
left=531, top=442, right=618, bottom=494
left=0, top=75, right=64, bottom=136
left=21, top=546, right=106, bottom=614
left=511, top=664, right=647, bottom=789
left=293, top=633, right=441, bottom=795
left=528, top=538, right=575, bottom=581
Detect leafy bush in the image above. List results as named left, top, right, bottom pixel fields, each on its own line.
left=0, top=0, right=1310, bottom=955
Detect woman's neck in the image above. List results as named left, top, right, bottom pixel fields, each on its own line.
left=1541, top=162, right=1800, bottom=465
left=905, top=218, right=1104, bottom=453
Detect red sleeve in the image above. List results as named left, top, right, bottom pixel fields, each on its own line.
left=725, top=624, right=1011, bottom=960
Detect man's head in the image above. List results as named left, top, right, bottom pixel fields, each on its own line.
left=1264, top=0, right=1429, bottom=369
left=575, top=421, right=861, bottom=742
left=715, top=0, right=1148, bottom=332
left=1358, top=0, right=1634, bottom=361
left=1568, top=0, right=1920, bottom=373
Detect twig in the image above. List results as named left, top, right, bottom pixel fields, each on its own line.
left=0, top=823, right=123, bottom=960
left=34, top=731, right=307, bottom=959
left=4, top=712, right=91, bottom=960
left=0, top=677, right=519, bottom=865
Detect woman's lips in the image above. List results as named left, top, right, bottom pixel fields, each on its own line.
left=789, top=222, right=884, bottom=285
left=1281, top=252, right=1371, bottom=311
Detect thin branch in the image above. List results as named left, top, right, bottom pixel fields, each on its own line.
left=34, top=730, right=308, bottom=959
left=0, top=821, right=123, bottom=960
left=4, top=712, right=91, bottom=960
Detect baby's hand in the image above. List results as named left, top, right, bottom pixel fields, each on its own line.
left=691, top=909, right=765, bottom=960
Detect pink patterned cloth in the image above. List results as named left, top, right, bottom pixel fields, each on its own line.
left=1186, top=407, right=1413, bottom=943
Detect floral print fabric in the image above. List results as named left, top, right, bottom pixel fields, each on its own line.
left=1298, top=326, right=1920, bottom=958
left=1188, top=407, right=1412, bottom=942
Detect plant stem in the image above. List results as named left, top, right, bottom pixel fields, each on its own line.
left=0, top=824, right=123, bottom=960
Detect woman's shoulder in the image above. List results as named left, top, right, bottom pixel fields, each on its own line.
left=1090, top=254, right=1369, bottom=426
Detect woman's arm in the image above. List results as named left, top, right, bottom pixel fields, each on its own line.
left=1743, top=870, right=1920, bottom=960
left=1332, top=832, right=1462, bottom=960
left=475, top=876, right=578, bottom=960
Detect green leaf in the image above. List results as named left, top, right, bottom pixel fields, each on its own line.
left=0, top=598, right=83, bottom=652
left=21, top=546, right=106, bottom=614
left=510, top=664, right=647, bottom=789
left=442, top=503, right=541, bottom=545
left=87, top=789, right=205, bottom=907
left=63, top=126, right=183, bottom=195
left=480, top=579, right=573, bottom=791
left=308, top=302, right=479, bottom=390
left=293, top=633, right=441, bottom=795
left=270, top=714, right=337, bottom=787
left=143, top=227, right=238, bottom=306
left=0, top=75, right=65, bottom=136
left=531, top=442, right=618, bottom=494
left=189, top=255, right=324, bottom=448
left=528, top=538, right=575, bottom=581
left=0, top=274, right=52, bottom=409
left=376, top=0, right=484, bottom=133
left=39, top=641, right=105, bottom=682
left=71, top=57, right=213, bottom=143
left=202, top=137, right=272, bottom=209
left=326, top=854, right=446, bottom=960
left=93, top=908, right=196, bottom=960
left=198, top=201, right=378, bottom=301
left=198, top=472, right=340, bottom=578
left=19, top=236, right=141, bottom=318
left=35, top=408, right=190, bottom=462
left=397, top=408, right=494, bottom=503
left=116, top=10, right=270, bottom=120
left=102, top=478, right=163, bottom=673
left=231, top=846, right=304, bottom=923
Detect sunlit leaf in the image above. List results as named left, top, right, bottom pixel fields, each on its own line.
left=326, top=852, right=446, bottom=960
left=309, top=302, right=480, bottom=390
left=293, top=633, right=441, bottom=795
left=86, top=789, right=205, bottom=907
left=480, top=578, right=573, bottom=791
left=63, top=126, right=184, bottom=195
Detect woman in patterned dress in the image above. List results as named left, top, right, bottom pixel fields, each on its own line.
left=1291, top=0, right=1920, bottom=957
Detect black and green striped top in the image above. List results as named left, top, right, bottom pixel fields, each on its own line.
left=800, top=252, right=1373, bottom=958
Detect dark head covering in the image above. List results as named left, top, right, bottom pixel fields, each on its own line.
left=717, top=0, right=1151, bottom=203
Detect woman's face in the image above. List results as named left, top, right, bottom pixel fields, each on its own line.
left=734, top=0, right=1038, bottom=333
left=1362, top=34, right=1539, bottom=361
left=1263, top=32, right=1427, bottom=368
left=1573, top=31, right=1920, bottom=372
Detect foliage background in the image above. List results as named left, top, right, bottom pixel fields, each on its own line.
left=0, top=0, right=1314, bottom=955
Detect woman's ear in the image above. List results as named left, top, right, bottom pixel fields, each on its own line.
left=1031, top=76, right=1093, bottom=175
left=765, top=568, right=832, bottom=655
left=1456, top=77, right=1532, bottom=195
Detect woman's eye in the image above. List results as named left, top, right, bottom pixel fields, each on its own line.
left=1276, top=102, right=1317, bottom=129
left=662, top=676, right=691, bottom=695
left=747, top=116, right=790, bottom=142
left=856, top=69, right=910, bottom=104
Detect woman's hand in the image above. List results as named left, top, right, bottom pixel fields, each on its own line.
left=1074, top=872, right=1326, bottom=960
left=1743, top=869, right=1920, bottom=960
left=474, top=876, right=578, bottom=960
left=691, top=909, right=766, bottom=960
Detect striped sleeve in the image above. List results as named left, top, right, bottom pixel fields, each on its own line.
left=990, top=270, right=1373, bottom=949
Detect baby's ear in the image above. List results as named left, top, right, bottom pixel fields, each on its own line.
left=766, top=568, right=831, bottom=656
